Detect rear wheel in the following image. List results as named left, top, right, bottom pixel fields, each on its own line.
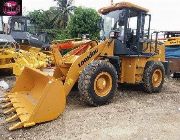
left=78, top=60, right=118, bottom=106
left=142, top=61, right=165, bottom=93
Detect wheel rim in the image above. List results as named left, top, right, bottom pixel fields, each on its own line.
left=94, top=72, right=112, bottom=97
left=152, top=69, right=162, bottom=88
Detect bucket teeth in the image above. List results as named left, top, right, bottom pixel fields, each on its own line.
left=0, top=121, right=6, bottom=126
left=8, top=95, right=17, bottom=99
left=16, top=112, right=28, bottom=116
left=0, top=94, right=9, bottom=98
left=5, top=114, right=18, bottom=123
left=0, top=96, right=6, bottom=99
left=9, top=122, right=23, bottom=131
left=1, top=102, right=13, bottom=109
left=0, top=98, right=10, bottom=103
left=14, top=106, right=24, bottom=109
left=4, top=107, right=15, bottom=114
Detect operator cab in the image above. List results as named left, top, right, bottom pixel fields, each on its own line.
left=99, top=2, right=151, bottom=55
left=8, top=16, right=51, bottom=50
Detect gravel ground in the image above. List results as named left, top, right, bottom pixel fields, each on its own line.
left=0, top=76, right=179, bottom=140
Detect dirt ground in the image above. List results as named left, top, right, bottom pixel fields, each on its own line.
left=0, top=76, right=179, bottom=140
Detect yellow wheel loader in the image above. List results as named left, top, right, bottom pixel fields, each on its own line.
left=1, top=2, right=168, bottom=130
left=0, top=35, right=49, bottom=76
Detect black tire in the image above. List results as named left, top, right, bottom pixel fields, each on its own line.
left=142, top=61, right=165, bottom=93
left=78, top=60, right=118, bottom=106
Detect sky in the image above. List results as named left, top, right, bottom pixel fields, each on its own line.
left=4, top=0, right=180, bottom=31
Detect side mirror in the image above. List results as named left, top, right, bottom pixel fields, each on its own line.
left=143, top=31, right=148, bottom=38
left=109, top=30, right=121, bottom=39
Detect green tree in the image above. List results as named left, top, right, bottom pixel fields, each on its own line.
left=28, top=10, right=54, bottom=29
left=27, top=6, right=101, bottom=40
left=53, top=0, right=75, bottom=28
left=28, top=0, right=75, bottom=29
left=67, top=7, right=101, bottom=39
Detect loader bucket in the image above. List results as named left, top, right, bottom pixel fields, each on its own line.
left=1, top=67, right=66, bottom=130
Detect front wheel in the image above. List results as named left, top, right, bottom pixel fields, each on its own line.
left=78, top=60, right=118, bottom=106
left=142, top=61, right=165, bottom=93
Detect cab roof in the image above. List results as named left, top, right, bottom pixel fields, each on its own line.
left=99, top=2, right=149, bottom=15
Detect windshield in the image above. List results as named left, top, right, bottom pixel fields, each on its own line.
left=11, top=18, right=36, bottom=34
left=12, top=18, right=26, bottom=31
left=100, top=10, right=125, bottom=39
left=27, top=19, right=36, bottom=34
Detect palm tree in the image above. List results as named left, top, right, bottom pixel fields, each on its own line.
left=52, top=0, right=75, bottom=29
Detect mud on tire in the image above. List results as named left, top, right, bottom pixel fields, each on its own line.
left=78, top=60, right=118, bottom=106
left=142, top=61, right=165, bottom=93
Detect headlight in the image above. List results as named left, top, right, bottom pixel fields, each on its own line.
left=110, top=31, right=120, bottom=38
left=110, top=32, right=115, bottom=38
